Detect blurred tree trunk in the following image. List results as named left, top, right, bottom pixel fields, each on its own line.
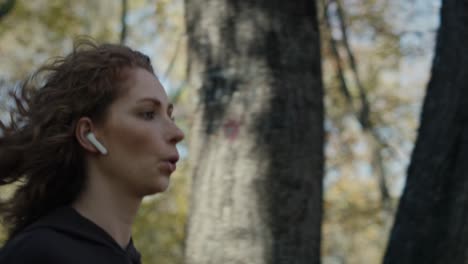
left=384, top=1, right=468, bottom=263
left=184, top=0, right=323, bottom=264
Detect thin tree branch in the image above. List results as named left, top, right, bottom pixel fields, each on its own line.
left=370, top=134, right=392, bottom=209
left=0, top=0, right=15, bottom=20
left=322, top=0, right=353, bottom=105
left=120, top=0, right=128, bottom=44
left=334, top=0, right=371, bottom=129
left=325, top=0, right=395, bottom=210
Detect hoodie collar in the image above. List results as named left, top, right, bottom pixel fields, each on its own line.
left=25, top=206, right=141, bottom=264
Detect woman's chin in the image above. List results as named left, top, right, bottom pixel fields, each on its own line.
left=144, top=177, right=170, bottom=195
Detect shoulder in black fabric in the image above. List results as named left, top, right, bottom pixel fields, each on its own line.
left=0, top=206, right=142, bottom=264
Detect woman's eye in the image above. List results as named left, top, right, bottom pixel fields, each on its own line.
left=141, top=111, right=155, bottom=120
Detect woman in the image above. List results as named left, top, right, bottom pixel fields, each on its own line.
left=0, top=40, right=185, bottom=264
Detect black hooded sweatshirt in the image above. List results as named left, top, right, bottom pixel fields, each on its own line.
left=0, top=206, right=142, bottom=264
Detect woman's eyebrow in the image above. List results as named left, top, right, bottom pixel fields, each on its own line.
left=137, top=97, right=174, bottom=111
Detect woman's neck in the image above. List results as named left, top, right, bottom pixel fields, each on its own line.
left=72, top=173, right=142, bottom=249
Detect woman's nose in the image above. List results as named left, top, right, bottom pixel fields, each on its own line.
left=169, top=123, right=185, bottom=144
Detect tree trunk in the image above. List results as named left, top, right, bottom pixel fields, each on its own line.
left=184, top=1, right=324, bottom=264
left=384, top=1, right=468, bottom=263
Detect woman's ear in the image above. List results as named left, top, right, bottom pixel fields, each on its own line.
left=75, top=117, right=107, bottom=155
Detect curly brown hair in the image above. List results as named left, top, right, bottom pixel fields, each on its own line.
left=0, top=39, right=154, bottom=240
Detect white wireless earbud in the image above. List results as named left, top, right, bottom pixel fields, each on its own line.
left=85, top=132, right=108, bottom=155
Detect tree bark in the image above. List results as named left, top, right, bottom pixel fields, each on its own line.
left=384, top=1, right=468, bottom=263
left=184, top=1, right=324, bottom=264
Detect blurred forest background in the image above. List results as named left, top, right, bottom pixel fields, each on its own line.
left=0, top=0, right=443, bottom=263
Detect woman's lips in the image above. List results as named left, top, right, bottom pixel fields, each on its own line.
left=159, top=161, right=176, bottom=174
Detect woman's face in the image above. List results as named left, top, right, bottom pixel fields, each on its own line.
left=95, top=67, right=184, bottom=197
